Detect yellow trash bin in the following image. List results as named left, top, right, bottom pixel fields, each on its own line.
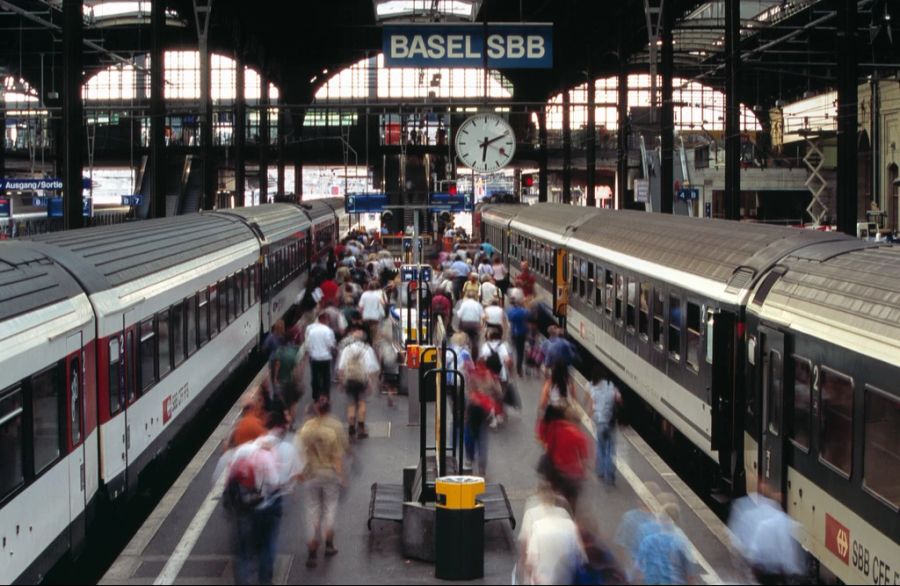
left=435, top=476, right=486, bottom=580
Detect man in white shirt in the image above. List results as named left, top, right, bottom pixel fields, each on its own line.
left=304, top=313, right=336, bottom=400
left=358, top=281, right=386, bottom=342
left=480, top=277, right=501, bottom=310
left=456, top=292, right=485, bottom=351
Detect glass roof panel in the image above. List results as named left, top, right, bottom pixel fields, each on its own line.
left=374, top=0, right=480, bottom=21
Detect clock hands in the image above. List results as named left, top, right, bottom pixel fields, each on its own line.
left=479, top=131, right=510, bottom=162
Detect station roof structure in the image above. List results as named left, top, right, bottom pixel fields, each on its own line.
left=0, top=0, right=895, bottom=110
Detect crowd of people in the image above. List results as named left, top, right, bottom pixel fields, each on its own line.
left=213, top=225, right=807, bottom=585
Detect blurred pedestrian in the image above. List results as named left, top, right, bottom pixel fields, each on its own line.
left=507, top=295, right=530, bottom=377
left=337, top=331, right=380, bottom=439
left=462, top=272, right=481, bottom=299
left=230, top=392, right=268, bottom=448
left=456, top=291, right=485, bottom=352
left=633, top=503, right=697, bottom=585
left=262, top=320, right=286, bottom=366
left=729, top=492, right=806, bottom=584
left=538, top=404, right=591, bottom=511
left=358, top=281, right=386, bottom=343
left=272, top=339, right=303, bottom=426
left=587, top=368, right=622, bottom=486
left=304, top=313, right=337, bottom=401
left=464, top=365, right=496, bottom=477
left=296, top=396, right=349, bottom=569
left=539, top=363, right=577, bottom=414
left=515, top=261, right=536, bottom=298
left=518, top=483, right=586, bottom=585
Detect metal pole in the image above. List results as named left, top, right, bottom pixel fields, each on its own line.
left=562, top=87, right=572, bottom=204
left=660, top=0, right=674, bottom=215
left=259, top=72, right=269, bottom=204
left=586, top=64, right=596, bottom=208
left=197, top=0, right=214, bottom=210
left=278, top=107, right=286, bottom=198
left=63, top=0, right=84, bottom=229
left=836, top=0, right=858, bottom=235
left=724, top=0, right=742, bottom=220
left=150, top=0, right=166, bottom=218
left=234, top=39, right=246, bottom=206
left=538, top=109, right=548, bottom=203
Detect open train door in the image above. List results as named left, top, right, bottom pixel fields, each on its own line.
left=759, top=326, right=787, bottom=504
left=553, top=248, right=569, bottom=321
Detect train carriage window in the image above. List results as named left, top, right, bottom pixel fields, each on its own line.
left=198, top=290, right=210, bottom=343
left=790, top=357, right=812, bottom=451
left=171, top=302, right=185, bottom=367
left=639, top=283, right=651, bottom=339
left=217, top=282, right=227, bottom=329
left=615, top=274, right=625, bottom=322
left=767, top=351, right=783, bottom=436
left=864, top=387, right=900, bottom=509
left=595, top=266, right=603, bottom=308
left=125, top=331, right=135, bottom=403
left=209, top=286, right=220, bottom=337
left=686, top=302, right=702, bottom=372
left=668, top=295, right=682, bottom=361
left=250, top=266, right=258, bottom=304
left=69, top=356, right=83, bottom=446
left=605, top=270, right=614, bottom=317
left=587, top=263, right=596, bottom=306
left=579, top=259, right=588, bottom=299
left=235, top=273, right=243, bottom=315
left=571, top=257, right=579, bottom=292
left=225, top=277, right=235, bottom=324
left=158, top=310, right=171, bottom=379
left=240, top=270, right=249, bottom=312
left=0, top=388, right=24, bottom=498
left=140, top=319, right=156, bottom=392
left=186, top=296, right=198, bottom=356
left=32, top=366, right=61, bottom=473
left=653, top=289, right=665, bottom=350
left=109, top=338, right=123, bottom=416
left=819, top=368, right=854, bottom=477
left=626, top=279, right=637, bottom=331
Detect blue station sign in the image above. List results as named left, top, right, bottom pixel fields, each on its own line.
left=346, top=193, right=389, bottom=214
left=45, top=197, right=92, bottom=218
left=0, top=177, right=92, bottom=191
left=383, top=23, right=553, bottom=68
left=0, top=196, right=10, bottom=218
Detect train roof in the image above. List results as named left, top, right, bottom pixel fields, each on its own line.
left=29, top=213, right=256, bottom=294
left=480, top=203, right=529, bottom=223
left=302, top=198, right=342, bottom=222
left=213, top=204, right=311, bottom=245
left=0, top=242, right=85, bottom=322
left=570, top=210, right=850, bottom=291
left=507, top=203, right=599, bottom=236
left=755, top=243, right=900, bottom=368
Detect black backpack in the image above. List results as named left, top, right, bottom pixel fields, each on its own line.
left=222, top=455, right=264, bottom=513
left=485, top=342, right=503, bottom=376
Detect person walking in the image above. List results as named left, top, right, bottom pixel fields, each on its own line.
left=538, top=404, right=591, bottom=512
left=337, top=331, right=381, bottom=439
left=358, top=281, right=386, bottom=343
left=456, top=291, right=485, bottom=353
left=492, top=256, right=509, bottom=296
left=506, top=296, right=530, bottom=377
left=587, top=369, right=622, bottom=486
left=304, top=313, right=337, bottom=401
left=462, top=272, right=481, bottom=300
left=296, top=396, right=349, bottom=569
left=479, top=274, right=500, bottom=307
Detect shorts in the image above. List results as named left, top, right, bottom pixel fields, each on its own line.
left=345, top=379, right=367, bottom=402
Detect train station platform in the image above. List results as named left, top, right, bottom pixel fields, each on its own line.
left=101, top=364, right=747, bottom=585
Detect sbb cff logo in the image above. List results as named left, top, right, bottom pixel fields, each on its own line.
left=826, top=513, right=850, bottom=565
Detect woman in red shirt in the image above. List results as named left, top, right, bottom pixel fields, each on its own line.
left=538, top=404, right=591, bottom=510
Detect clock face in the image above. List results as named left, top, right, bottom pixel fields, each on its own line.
left=454, top=113, right=516, bottom=174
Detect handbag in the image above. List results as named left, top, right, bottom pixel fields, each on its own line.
left=503, top=381, right=521, bottom=409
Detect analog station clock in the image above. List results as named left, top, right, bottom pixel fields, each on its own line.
left=454, top=113, right=516, bottom=174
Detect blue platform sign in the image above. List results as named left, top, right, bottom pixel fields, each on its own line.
left=678, top=187, right=700, bottom=201
left=384, top=23, right=553, bottom=68
left=0, top=177, right=91, bottom=191
left=0, top=197, right=10, bottom=218
left=346, top=193, right=388, bottom=214
left=47, top=197, right=63, bottom=218
left=121, top=195, right=144, bottom=206
left=429, top=192, right=474, bottom=213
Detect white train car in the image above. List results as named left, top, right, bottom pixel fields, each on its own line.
left=0, top=244, right=97, bottom=584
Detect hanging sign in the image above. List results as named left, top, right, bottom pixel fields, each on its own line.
left=0, top=177, right=92, bottom=191
left=383, top=23, right=553, bottom=68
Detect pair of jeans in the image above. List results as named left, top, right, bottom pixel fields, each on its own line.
left=310, top=359, right=332, bottom=400
left=512, top=333, right=527, bottom=376
left=234, top=497, right=282, bottom=585
left=595, top=424, right=616, bottom=484
left=464, top=422, right=489, bottom=476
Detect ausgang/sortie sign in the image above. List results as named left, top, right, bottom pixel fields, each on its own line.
left=383, top=24, right=553, bottom=69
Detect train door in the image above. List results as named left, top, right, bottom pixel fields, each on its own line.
left=122, top=312, right=137, bottom=493
left=759, top=326, right=787, bottom=502
left=66, top=332, right=87, bottom=547
left=710, top=310, right=739, bottom=491
left=104, top=329, right=128, bottom=499
left=553, top=248, right=569, bottom=320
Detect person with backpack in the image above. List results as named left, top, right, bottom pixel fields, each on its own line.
left=337, top=330, right=381, bottom=439
left=225, top=409, right=300, bottom=585
left=538, top=404, right=591, bottom=512
left=480, top=328, right=517, bottom=420
left=296, top=396, right=349, bottom=569
left=464, top=364, right=497, bottom=477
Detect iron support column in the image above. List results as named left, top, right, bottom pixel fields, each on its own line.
left=63, top=0, right=84, bottom=229
left=586, top=65, right=596, bottom=208
left=295, top=162, right=303, bottom=201
left=660, top=1, right=674, bottom=215
left=234, top=44, right=246, bottom=207
left=538, top=108, right=548, bottom=203
left=258, top=74, right=269, bottom=204
left=724, top=0, right=742, bottom=220
left=836, top=0, right=858, bottom=235
left=150, top=0, right=166, bottom=218
left=196, top=0, right=214, bottom=210
left=562, top=87, right=572, bottom=204
left=617, top=66, right=628, bottom=211
left=277, top=106, right=285, bottom=197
